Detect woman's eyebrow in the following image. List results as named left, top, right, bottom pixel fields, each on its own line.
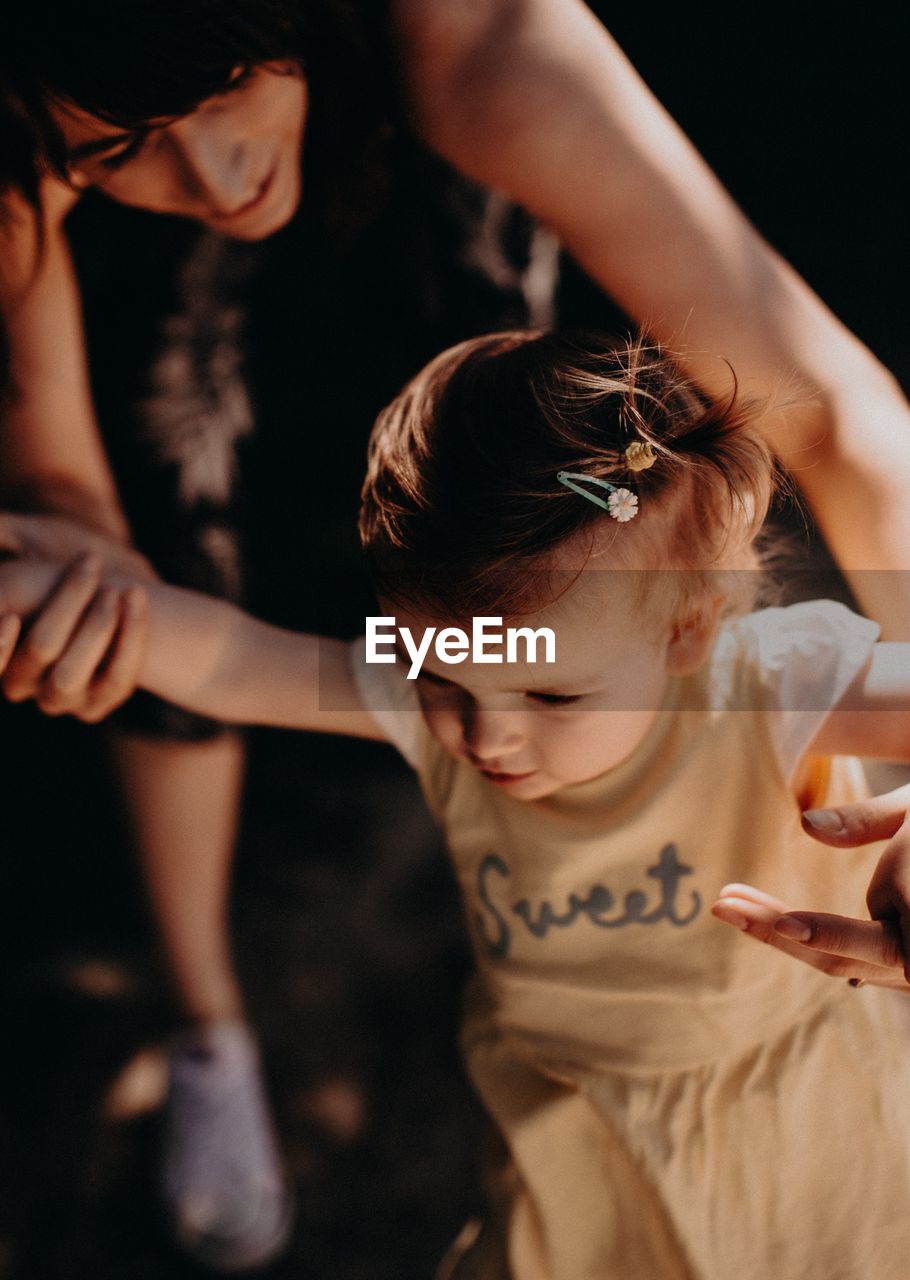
left=66, top=131, right=144, bottom=161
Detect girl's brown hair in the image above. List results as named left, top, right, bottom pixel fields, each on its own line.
left=360, top=330, right=777, bottom=626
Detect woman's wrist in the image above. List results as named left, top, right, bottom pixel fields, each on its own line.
left=2, top=478, right=132, bottom=543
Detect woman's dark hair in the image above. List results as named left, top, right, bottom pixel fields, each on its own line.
left=0, top=0, right=394, bottom=208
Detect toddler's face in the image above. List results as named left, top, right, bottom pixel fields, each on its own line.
left=391, top=570, right=694, bottom=802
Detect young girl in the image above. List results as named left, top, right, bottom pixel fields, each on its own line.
left=3, top=330, right=910, bottom=1279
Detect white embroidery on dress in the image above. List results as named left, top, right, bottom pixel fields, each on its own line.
left=141, top=233, right=254, bottom=507
left=462, top=191, right=560, bottom=327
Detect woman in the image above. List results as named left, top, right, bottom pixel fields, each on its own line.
left=3, top=1, right=910, bottom=1269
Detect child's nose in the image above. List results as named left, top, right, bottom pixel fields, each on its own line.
left=464, top=708, right=525, bottom=762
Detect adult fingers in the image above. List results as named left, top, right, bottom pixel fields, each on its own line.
left=0, top=512, right=95, bottom=561
left=800, top=791, right=910, bottom=980
left=713, top=889, right=834, bottom=969
left=0, top=515, right=25, bottom=556
left=801, top=786, right=910, bottom=847
left=772, top=910, right=905, bottom=972
left=37, top=586, right=121, bottom=716
left=864, top=820, right=910, bottom=978
left=76, top=587, right=149, bottom=723
left=717, top=882, right=788, bottom=915
left=1, top=555, right=101, bottom=701
left=0, top=614, right=23, bottom=676
left=716, top=880, right=903, bottom=966
left=712, top=886, right=906, bottom=988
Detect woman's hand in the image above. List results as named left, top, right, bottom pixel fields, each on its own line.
left=0, top=544, right=150, bottom=722
left=0, top=511, right=155, bottom=579
left=712, top=787, right=910, bottom=990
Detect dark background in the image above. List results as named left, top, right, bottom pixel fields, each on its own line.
left=1, top=8, right=907, bottom=1278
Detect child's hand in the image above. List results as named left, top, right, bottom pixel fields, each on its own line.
left=0, top=554, right=148, bottom=721
left=712, top=787, right=910, bottom=991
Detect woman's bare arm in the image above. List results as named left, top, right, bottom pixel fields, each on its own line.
left=395, top=0, right=910, bottom=636
left=0, top=181, right=130, bottom=538
left=0, top=183, right=149, bottom=714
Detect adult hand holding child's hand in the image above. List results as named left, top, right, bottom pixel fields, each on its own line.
left=712, top=786, right=910, bottom=990
left=0, top=511, right=155, bottom=579
left=0, top=532, right=149, bottom=722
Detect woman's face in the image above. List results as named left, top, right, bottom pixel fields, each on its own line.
left=50, top=63, right=308, bottom=240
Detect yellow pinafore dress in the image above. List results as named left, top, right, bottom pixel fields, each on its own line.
left=398, top=607, right=910, bottom=1280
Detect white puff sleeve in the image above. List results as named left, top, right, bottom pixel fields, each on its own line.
left=349, top=635, right=422, bottom=767
left=725, top=600, right=881, bottom=779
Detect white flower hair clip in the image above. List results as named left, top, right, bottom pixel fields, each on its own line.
left=556, top=471, right=640, bottom=522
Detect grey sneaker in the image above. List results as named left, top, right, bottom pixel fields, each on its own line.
left=162, top=1019, right=294, bottom=1271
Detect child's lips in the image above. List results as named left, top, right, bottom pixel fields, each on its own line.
left=479, top=768, right=536, bottom=786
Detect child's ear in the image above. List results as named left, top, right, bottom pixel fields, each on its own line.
left=664, top=596, right=725, bottom=677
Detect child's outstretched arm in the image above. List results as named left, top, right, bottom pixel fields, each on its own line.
left=801, top=644, right=910, bottom=763
left=0, top=555, right=385, bottom=741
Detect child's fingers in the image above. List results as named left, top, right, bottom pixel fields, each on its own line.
left=37, top=586, right=121, bottom=716
left=1, top=554, right=101, bottom=701
left=77, top=588, right=149, bottom=723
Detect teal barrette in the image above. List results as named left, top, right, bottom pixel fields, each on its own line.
left=556, top=471, right=640, bottom=522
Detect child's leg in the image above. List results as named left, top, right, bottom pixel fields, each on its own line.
left=112, top=730, right=292, bottom=1269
